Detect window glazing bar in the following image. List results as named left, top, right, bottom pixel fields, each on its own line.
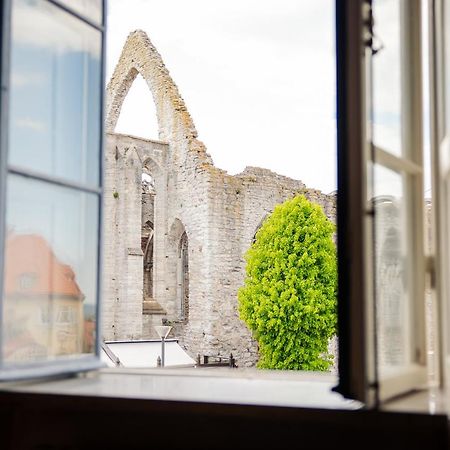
left=45, top=0, right=104, bottom=31
left=374, top=146, right=423, bottom=175
left=0, top=356, right=104, bottom=380
left=8, top=165, right=102, bottom=195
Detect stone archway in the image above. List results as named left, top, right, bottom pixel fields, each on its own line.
left=252, top=213, right=270, bottom=244
left=105, top=30, right=197, bottom=142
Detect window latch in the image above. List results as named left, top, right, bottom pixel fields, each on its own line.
left=362, top=0, right=384, bottom=56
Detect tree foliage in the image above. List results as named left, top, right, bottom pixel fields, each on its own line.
left=238, top=195, right=337, bottom=370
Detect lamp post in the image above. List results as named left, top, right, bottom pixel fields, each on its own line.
left=154, top=325, right=172, bottom=367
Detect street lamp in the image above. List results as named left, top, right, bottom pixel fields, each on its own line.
left=154, top=325, right=172, bottom=367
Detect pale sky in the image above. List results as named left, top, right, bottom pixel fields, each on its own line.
left=106, top=0, right=337, bottom=193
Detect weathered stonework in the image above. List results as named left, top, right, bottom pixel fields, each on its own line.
left=102, top=30, right=336, bottom=367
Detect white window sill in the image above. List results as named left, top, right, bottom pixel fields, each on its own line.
left=0, top=367, right=360, bottom=410
left=5, top=367, right=450, bottom=417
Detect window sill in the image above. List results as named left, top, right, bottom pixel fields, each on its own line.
left=0, top=365, right=446, bottom=415
left=0, top=367, right=357, bottom=410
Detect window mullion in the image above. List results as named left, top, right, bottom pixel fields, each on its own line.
left=374, top=146, right=423, bottom=176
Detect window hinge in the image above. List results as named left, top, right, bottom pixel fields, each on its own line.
left=425, top=255, right=437, bottom=289
left=415, top=347, right=422, bottom=362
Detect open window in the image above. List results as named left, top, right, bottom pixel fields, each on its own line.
left=3, top=0, right=450, bottom=416
left=0, top=0, right=105, bottom=379
left=334, top=0, right=450, bottom=406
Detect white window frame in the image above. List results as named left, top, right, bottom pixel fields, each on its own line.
left=335, top=0, right=429, bottom=405
left=0, top=0, right=106, bottom=380
left=367, top=0, right=428, bottom=402
left=429, top=0, right=450, bottom=389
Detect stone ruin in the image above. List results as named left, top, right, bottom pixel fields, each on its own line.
left=102, top=30, right=336, bottom=367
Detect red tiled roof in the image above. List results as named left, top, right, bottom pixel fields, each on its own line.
left=4, top=234, right=84, bottom=299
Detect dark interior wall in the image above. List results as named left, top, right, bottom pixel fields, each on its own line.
left=0, top=391, right=447, bottom=450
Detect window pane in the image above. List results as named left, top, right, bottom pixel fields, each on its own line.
left=9, top=0, right=101, bottom=186
left=57, top=0, right=103, bottom=25
left=2, top=175, right=99, bottom=365
left=372, top=0, right=402, bottom=156
left=373, top=165, right=412, bottom=373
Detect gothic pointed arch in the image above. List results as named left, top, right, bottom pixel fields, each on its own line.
left=168, top=218, right=190, bottom=321
left=168, top=218, right=189, bottom=244
left=105, top=30, right=197, bottom=142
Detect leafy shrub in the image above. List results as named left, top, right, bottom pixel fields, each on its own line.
left=238, top=195, right=337, bottom=370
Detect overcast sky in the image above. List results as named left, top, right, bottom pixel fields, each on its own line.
left=106, top=1, right=337, bottom=193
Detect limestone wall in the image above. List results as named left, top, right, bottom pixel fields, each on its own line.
left=102, top=129, right=336, bottom=366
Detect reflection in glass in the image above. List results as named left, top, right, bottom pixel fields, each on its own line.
left=57, top=0, right=103, bottom=25
left=372, top=0, right=402, bottom=156
left=2, top=175, right=98, bottom=364
left=9, top=0, right=101, bottom=186
left=373, top=165, right=410, bottom=369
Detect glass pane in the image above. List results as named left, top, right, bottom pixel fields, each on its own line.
left=373, top=165, right=412, bottom=373
left=9, top=0, right=101, bottom=186
left=372, top=0, right=402, bottom=156
left=57, top=0, right=103, bottom=25
left=2, top=175, right=99, bottom=365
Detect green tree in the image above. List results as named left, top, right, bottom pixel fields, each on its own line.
left=238, top=195, right=337, bottom=370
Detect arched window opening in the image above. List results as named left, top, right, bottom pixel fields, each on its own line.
left=142, top=171, right=155, bottom=307
left=252, top=214, right=269, bottom=245
left=142, top=220, right=154, bottom=301
left=179, top=231, right=189, bottom=321
left=115, top=73, right=159, bottom=140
